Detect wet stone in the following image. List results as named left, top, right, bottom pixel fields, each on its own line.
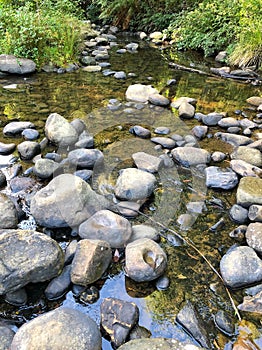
left=114, top=71, right=126, bottom=79
left=227, top=126, right=241, bottom=134
left=9, top=177, right=37, bottom=193
left=155, top=275, right=170, bottom=291
left=129, top=125, right=151, bottom=138
left=79, top=285, right=99, bottom=304
left=22, top=128, right=39, bottom=140
left=176, top=301, right=211, bottom=349
left=74, top=169, right=93, bottom=182
left=45, top=265, right=71, bottom=300
left=68, top=148, right=104, bottom=169
left=115, top=201, right=140, bottom=218
left=229, top=225, right=247, bottom=241
left=132, top=151, right=163, bottom=173
left=218, top=117, right=239, bottom=128
left=215, top=132, right=252, bottom=146
left=229, top=204, right=248, bottom=224
left=33, top=158, right=60, bottom=179
left=100, top=297, right=139, bottom=348
left=151, top=137, right=176, bottom=149
left=246, top=222, right=262, bottom=254
left=205, top=166, right=238, bottom=190
left=5, top=287, right=27, bottom=306
left=0, top=142, right=16, bottom=155
left=248, top=204, right=262, bottom=222
left=17, top=141, right=41, bottom=161
left=70, top=118, right=86, bottom=135
left=64, top=240, right=78, bottom=264
left=172, top=147, right=210, bottom=167
left=154, top=126, right=170, bottom=135
left=126, top=84, right=158, bottom=103
left=237, top=177, right=262, bottom=207
left=202, top=112, right=223, bottom=126
left=0, top=194, right=18, bottom=228
left=3, top=121, right=35, bottom=136
left=0, top=170, right=6, bottom=187
left=231, top=146, right=262, bottom=167
left=237, top=290, right=262, bottom=314
left=118, top=338, right=202, bottom=350
left=129, top=224, right=159, bottom=243
left=178, top=101, right=195, bottom=119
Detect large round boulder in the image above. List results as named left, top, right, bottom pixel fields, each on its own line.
left=30, top=174, right=109, bottom=228
left=114, top=168, right=156, bottom=201
left=45, top=113, right=79, bottom=147
left=10, top=307, right=101, bottom=350
left=0, top=229, right=64, bottom=295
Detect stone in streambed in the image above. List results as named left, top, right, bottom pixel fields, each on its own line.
left=150, top=137, right=176, bottom=149
left=125, top=238, right=167, bottom=282
left=3, top=121, right=35, bottom=136
left=68, top=148, right=103, bottom=169
left=205, top=166, right=238, bottom=190
left=246, top=222, right=262, bottom=254
left=33, top=158, right=60, bottom=179
left=125, top=84, right=158, bottom=103
left=229, top=204, right=248, bottom=224
left=192, top=125, right=208, bottom=139
left=30, top=174, right=109, bottom=228
left=237, top=290, right=262, bottom=314
left=0, top=194, right=18, bottom=229
left=0, top=142, right=16, bottom=155
left=10, top=307, right=101, bottom=350
left=115, top=168, right=156, bottom=201
left=70, top=239, right=112, bottom=286
left=5, top=287, right=27, bottom=306
left=45, top=113, right=78, bottom=147
left=202, top=112, right=223, bottom=126
left=17, top=141, right=40, bottom=160
left=101, top=298, right=139, bottom=348
left=22, top=128, right=39, bottom=140
left=171, top=147, right=210, bottom=167
left=0, top=54, right=36, bottom=74
left=248, top=205, right=262, bottom=222
left=148, top=94, right=169, bottom=107
left=132, top=152, right=163, bottom=173
left=128, top=225, right=159, bottom=243
left=0, top=229, right=64, bottom=295
left=118, top=338, right=202, bottom=350
left=230, top=159, right=262, bottom=177
left=45, top=265, right=71, bottom=300
left=0, top=324, right=15, bottom=350
left=129, top=125, right=151, bottom=138
left=215, top=132, right=252, bottom=146
left=78, top=209, right=132, bottom=248
left=237, top=177, right=262, bottom=207
left=220, top=246, right=262, bottom=288
left=178, top=101, right=195, bottom=119
left=230, top=146, right=262, bottom=167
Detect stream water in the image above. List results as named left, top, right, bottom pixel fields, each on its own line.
left=0, top=35, right=261, bottom=349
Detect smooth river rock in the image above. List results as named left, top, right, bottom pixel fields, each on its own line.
left=17, top=141, right=41, bottom=160
left=220, top=246, right=262, bottom=288
left=246, top=222, right=262, bottom=254
left=205, top=166, right=238, bottom=190
left=3, top=121, right=35, bottom=136
left=125, top=84, right=158, bottom=103
left=230, top=159, right=262, bottom=177
left=171, top=147, right=210, bottom=167
left=236, top=177, right=262, bottom=207
left=132, top=152, right=163, bottom=173
left=45, top=113, right=79, bottom=147
left=10, top=307, right=101, bottom=350
left=230, top=146, right=262, bottom=167
left=0, top=325, right=15, bottom=350
left=78, top=209, right=132, bottom=248
left=30, top=174, right=109, bottom=228
left=125, top=238, right=167, bottom=282
left=0, top=54, right=36, bottom=74
left=0, top=229, right=64, bottom=295
left=114, top=168, right=156, bottom=201
left=68, top=148, right=104, bottom=169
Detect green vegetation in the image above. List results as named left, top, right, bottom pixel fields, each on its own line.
left=0, top=0, right=261, bottom=70
left=0, top=0, right=85, bottom=68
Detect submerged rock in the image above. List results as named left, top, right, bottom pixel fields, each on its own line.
left=10, top=307, right=101, bottom=350
left=17, top=141, right=41, bottom=160
left=0, top=229, right=64, bottom=295
left=172, top=147, right=210, bottom=167
left=132, top=152, right=163, bottom=173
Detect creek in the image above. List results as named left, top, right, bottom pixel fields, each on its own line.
left=0, top=34, right=261, bottom=349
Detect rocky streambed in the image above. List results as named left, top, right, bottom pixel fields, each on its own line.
left=0, top=25, right=262, bottom=350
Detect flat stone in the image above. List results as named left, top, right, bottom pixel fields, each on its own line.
left=230, top=159, right=262, bottom=177
left=9, top=177, right=37, bottom=193
left=132, top=152, right=163, bottom=173
left=231, top=146, right=262, bottom=167
left=151, top=137, right=176, bottom=149
left=205, top=166, right=238, bottom=190
left=3, top=122, right=35, bottom=136
left=171, top=147, right=210, bottom=167
left=215, top=132, right=252, bottom=146
left=237, top=177, right=262, bottom=207
left=44, top=265, right=71, bottom=300
left=238, top=290, right=262, bottom=314
left=114, top=71, right=126, bottom=79
left=154, top=127, right=170, bottom=135
left=10, top=307, right=101, bottom=350
left=5, top=287, right=27, bottom=306
left=171, top=97, right=197, bottom=109
left=21, top=129, right=39, bottom=140
left=246, top=96, right=262, bottom=106
left=218, top=117, right=239, bottom=128
left=0, top=142, right=16, bottom=155
left=68, top=148, right=103, bottom=169
left=82, top=65, right=102, bottom=72
left=70, top=239, right=112, bottom=286
left=128, top=224, right=159, bottom=243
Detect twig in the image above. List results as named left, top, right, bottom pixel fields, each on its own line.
left=115, top=204, right=242, bottom=321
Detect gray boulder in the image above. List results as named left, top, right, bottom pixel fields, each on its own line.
left=205, top=166, right=238, bottom=190
left=202, top=112, right=223, bottom=126
left=0, top=142, right=16, bottom=155
left=148, top=93, right=170, bottom=107
left=192, top=125, right=208, bottom=139
left=151, top=137, right=176, bottom=149
left=10, top=307, right=101, bottom=350
left=70, top=239, right=112, bottom=286
left=248, top=205, right=262, bottom=222
left=229, top=204, right=248, bottom=224
left=171, top=147, right=210, bottom=167
left=178, top=101, right=195, bottom=119
left=220, top=246, right=262, bottom=288
left=215, top=132, right=252, bottom=146
left=45, top=113, right=79, bottom=147
left=218, top=117, right=239, bottom=128
left=246, top=223, right=262, bottom=254
left=0, top=54, right=36, bottom=74
left=230, top=159, right=262, bottom=177
left=0, top=194, right=18, bottom=228
left=237, top=177, right=262, bottom=207
left=0, top=229, right=64, bottom=295
left=125, top=238, right=167, bottom=282
left=125, top=84, right=158, bottom=103
left=33, top=158, right=60, bottom=179
left=30, top=174, right=109, bottom=228
left=44, top=265, right=71, bottom=300
left=115, top=168, right=156, bottom=201
left=79, top=209, right=132, bottom=248
left=128, top=224, right=159, bottom=243
left=68, top=148, right=103, bottom=169
left=17, top=141, right=40, bottom=160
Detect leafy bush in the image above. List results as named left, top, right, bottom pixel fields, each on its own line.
left=0, top=1, right=84, bottom=68
left=168, top=0, right=241, bottom=56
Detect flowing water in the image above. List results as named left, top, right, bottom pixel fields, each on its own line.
left=0, top=35, right=261, bottom=349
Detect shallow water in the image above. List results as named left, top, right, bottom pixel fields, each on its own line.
left=0, top=35, right=261, bottom=349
